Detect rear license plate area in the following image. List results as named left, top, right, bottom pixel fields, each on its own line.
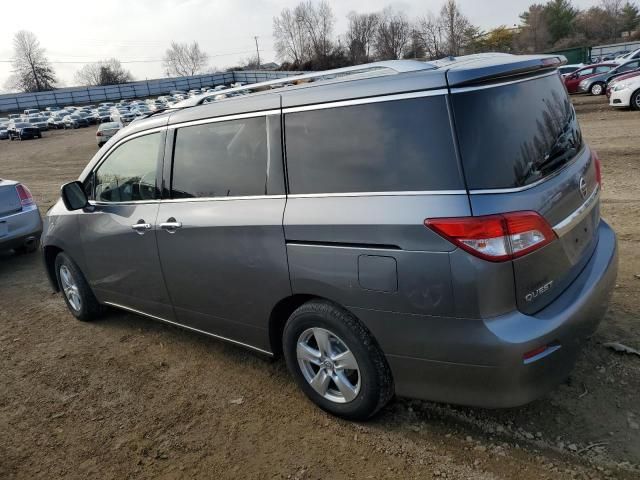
left=564, top=208, right=598, bottom=263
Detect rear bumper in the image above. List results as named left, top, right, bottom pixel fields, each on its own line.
left=354, top=220, right=618, bottom=408
left=0, top=205, right=43, bottom=251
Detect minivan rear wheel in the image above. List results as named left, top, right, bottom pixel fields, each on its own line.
left=283, top=300, right=394, bottom=420
left=54, top=252, right=102, bottom=321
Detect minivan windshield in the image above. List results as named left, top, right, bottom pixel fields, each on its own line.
left=452, top=72, right=582, bottom=190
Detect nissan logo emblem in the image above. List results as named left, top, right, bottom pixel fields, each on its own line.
left=579, top=177, right=588, bottom=198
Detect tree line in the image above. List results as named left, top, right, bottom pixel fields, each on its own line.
left=273, top=0, right=640, bottom=70
left=4, top=0, right=640, bottom=93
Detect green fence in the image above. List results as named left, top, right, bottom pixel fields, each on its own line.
left=544, top=46, right=592, bottom=64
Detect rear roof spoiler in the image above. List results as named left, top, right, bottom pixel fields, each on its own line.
left=444, top=54, right=567, bottom=87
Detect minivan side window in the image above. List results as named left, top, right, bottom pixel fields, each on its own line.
left=93, top=132, right=162, bottom=202
left=171, top=116, right=269, bottom=198
left=284, top=96, right=462, bottom=194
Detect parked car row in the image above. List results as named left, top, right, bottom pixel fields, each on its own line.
left=0, top=86, right=237, bottom=141
left=563, top=57, right=640, bottom=110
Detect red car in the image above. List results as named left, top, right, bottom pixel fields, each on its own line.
left=563, top=63, right=617, bottom=93
left=606, top=70, right=640, bottom=98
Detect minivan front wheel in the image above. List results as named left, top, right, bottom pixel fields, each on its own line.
left=283, top=300, right=394, bottom=420
left=54, top=252, right=102, bottom=321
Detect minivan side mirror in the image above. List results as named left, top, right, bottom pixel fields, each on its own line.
left=61, top=181, right=88, bottom=211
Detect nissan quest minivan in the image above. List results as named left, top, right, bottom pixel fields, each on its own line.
left=42, top=54, right=618, bottom=420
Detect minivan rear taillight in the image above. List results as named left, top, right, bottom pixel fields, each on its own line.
left=425, top=211, right=556, bottom=262
left=15, top=184, right=35, bottom=208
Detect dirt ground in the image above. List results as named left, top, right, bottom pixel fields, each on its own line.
left=0, top=95, right=638, bottom=479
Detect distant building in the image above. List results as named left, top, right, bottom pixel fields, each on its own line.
left=259, top=62, right=280, bottom=70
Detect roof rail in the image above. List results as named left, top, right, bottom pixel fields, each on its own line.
left=172, top=60, right=436, bottom=109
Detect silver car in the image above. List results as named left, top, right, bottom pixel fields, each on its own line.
left=96, top=122, right=122, bottom=147
left=26, top=116, right=49, bottom=132
left=42, top=56, right=618, bottom=421
left=0, top=179, right=42, bottom=253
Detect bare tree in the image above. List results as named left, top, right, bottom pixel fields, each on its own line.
left=345, top=11, right=380, bottom=64
left=163, top=41, right=208, bottom=77
left=274, top=1, right=336, bottom=66
left=74, top=59, right=133, bottom=86
left=418, top=12, right=446, bottom=59
left=517, top=4, right=551, bottom=52
left=375, top=8, right=411, bottom=60
left=600, top=0, right=624, bottom=37
left=7, top=31, right=56, bottom=92
left=440, top=0, right=474, bottom=56
left=273, top=6, right=311, bottom=65
left=296, top=0, right=335, bottom=60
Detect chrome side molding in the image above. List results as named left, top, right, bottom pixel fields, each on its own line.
left=103, top=301, right=274, bottom=356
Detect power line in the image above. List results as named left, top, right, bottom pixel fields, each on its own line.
left=0, top=48, right=275, bottom=65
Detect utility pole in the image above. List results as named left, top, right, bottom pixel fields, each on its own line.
left=254, top=36, right=261, bottom=69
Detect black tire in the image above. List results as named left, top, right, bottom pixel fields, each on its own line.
left=631, top=89, right=640, bottom=111
left=54, top=252, right=102, bottom=321
left=37, top=133, right=42, bottom=139
left=590, top=82, right=605, bottom=95
left=283, top=300, right=394, bottom=420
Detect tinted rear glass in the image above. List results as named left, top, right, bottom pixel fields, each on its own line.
left=285, top=96, right=462, bottom=194
left=452, top=73, right=582, bottom=190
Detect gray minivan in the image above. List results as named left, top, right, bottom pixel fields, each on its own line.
left=42, top=55, right=618, bottom=420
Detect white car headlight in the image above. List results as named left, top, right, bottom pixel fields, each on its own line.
left=612, top=83, right=628, bottom=92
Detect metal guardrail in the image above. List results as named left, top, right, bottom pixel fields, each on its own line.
left=0, top=70, right=299, bottom=114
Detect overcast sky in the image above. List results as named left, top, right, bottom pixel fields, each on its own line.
left=0, top=0, right=603, bottom=91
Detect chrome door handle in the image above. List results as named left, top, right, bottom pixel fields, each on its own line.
left=131, top=221, right=152, bottom=234
left=159, top=219, right=182, bottom=233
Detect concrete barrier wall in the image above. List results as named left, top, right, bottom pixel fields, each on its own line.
left=0, top=70, right=299, bottom=114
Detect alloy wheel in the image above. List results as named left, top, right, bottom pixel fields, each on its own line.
left=59, top=265, right=82, bottom=311
left=296, top=327, right=361, bottom=403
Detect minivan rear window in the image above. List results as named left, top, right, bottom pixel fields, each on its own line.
left=452, top=72, right=582, bottom=190
left=171, top=117, right=268, bottom=198
left=285, top=96, right=462, bottom=194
